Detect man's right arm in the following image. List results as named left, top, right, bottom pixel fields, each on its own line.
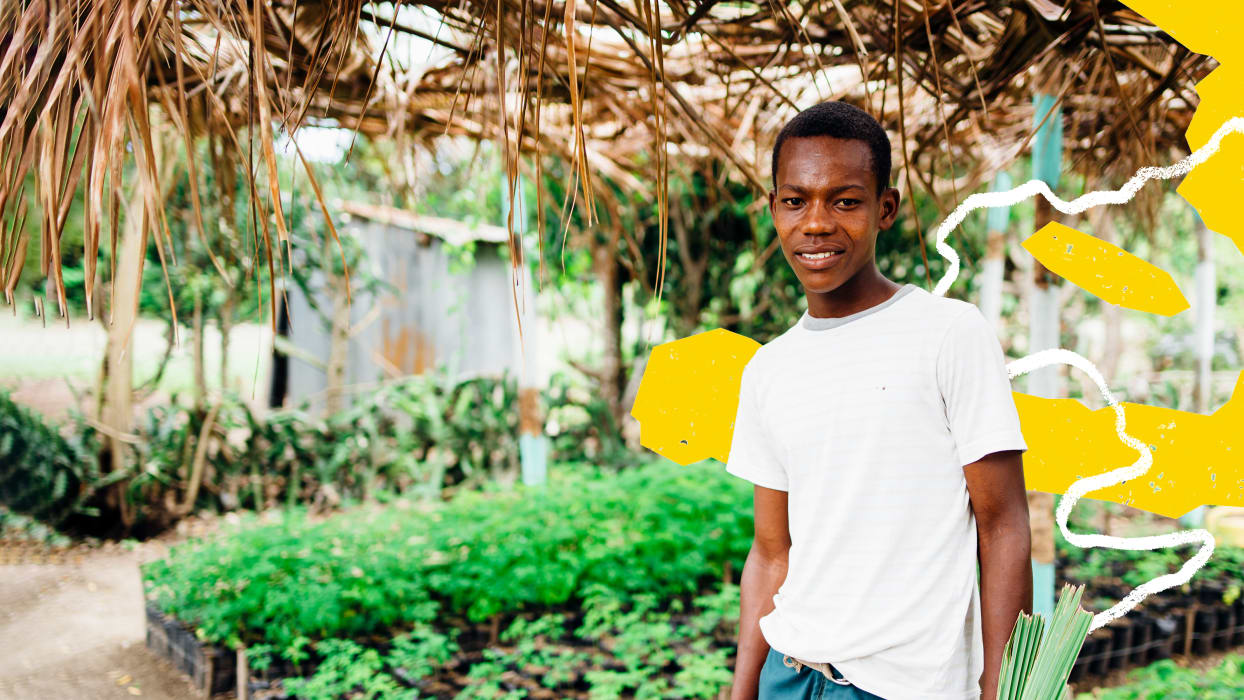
left=731, top=484, right=790, bottom=700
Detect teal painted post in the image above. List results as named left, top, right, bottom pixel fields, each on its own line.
left=505, top=174, right=550, bottom=487
left=1032, top=95, right=1063, bottom=187
left=1029, top=93, right=1063, bottom=618
left=986, top=171, right=1014, bottom=232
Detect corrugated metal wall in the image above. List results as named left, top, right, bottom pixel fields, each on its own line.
left=284, top=219, right=519, bottom=411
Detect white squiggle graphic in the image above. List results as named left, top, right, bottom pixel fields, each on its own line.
left=1005, top=350, right=1214, bottom=631
left=929, top=117, right=1244, bottom=630
left=931, top=115, right=1244, bottom=298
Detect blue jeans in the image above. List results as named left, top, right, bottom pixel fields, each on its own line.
left=758, top=647, right=887, bottom=699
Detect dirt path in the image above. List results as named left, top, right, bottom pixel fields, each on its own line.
left=0, top=533, right=213, bottom=699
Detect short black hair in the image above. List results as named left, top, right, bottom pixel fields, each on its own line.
left=771, top=101, right=892, bottom=195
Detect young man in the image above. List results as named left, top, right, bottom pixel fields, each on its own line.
left=726, top=101, right=1033, bottom=700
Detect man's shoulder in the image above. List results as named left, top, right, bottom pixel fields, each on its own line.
left=741, top=323, right=803, bottom=378
left=899, top=288, right=983, bottom=329
left=743, top=334, right=786, bottom=372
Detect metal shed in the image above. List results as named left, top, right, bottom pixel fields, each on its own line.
left=278, top=201, right=521, bottom=411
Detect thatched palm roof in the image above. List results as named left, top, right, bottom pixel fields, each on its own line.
left=0, top=0, right=1213, bottom=316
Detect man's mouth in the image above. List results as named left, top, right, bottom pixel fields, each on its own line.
left=795, top=249, right=846, bottom=270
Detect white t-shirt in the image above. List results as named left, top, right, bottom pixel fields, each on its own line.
left=726, top=284, right=1028, bottom=700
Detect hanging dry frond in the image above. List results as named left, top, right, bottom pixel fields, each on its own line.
left=0, top=0, right=1211, bottom=322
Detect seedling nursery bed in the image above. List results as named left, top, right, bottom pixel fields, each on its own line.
left=136, top=464, right=1244, bottom=697
left=145, top=600, right=732, bottom=698
left=1068, top=584, right=1244, bottom=683
left=146, top=589, right=1244, bottom=698
left=146, top=604, right=236, bottom=697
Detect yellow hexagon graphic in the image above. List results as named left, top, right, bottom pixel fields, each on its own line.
left=630, top=328, right=761, bottom=465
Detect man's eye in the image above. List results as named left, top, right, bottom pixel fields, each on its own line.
left=837, top=199, right=860, bottom=207
left=783, top=198, right=803, bottom=206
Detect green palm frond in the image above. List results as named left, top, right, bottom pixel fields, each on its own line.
left=999, top=583, right=1093, bottom=700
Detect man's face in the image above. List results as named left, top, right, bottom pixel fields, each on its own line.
left=768, top=136, right=899, bottom=294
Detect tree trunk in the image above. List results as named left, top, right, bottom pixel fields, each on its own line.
left=980, top=172, right=1012, bottom=330
left=981, top=230, right=1006, bottom=330
left=594, top=240, right=626, bottom=428
left=324, top=271, right=350, bottom=416
left=220, top=290, right=234, bottom=393
left=671, top=206, right=708, bottom=338
left=100, top=199, right=148, bottom=531
left=193, top=285, right=206, bottom=407
left=1183, top=225, right=1212, bottom=536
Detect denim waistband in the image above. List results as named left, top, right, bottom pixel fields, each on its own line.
left=782, top=654, right=855, bottom=686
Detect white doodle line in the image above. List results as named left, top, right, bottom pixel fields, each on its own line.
left=930, top=116, right=1244, bottom=631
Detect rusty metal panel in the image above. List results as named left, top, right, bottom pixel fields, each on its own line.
left=284, top=218, right=519, bottom=411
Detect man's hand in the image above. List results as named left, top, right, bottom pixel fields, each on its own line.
left=964, top=449, right=1032, bottom=700
left=730, top=485, right=790, bottom=700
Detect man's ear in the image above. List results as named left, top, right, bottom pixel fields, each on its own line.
left=878, top=187, right=900, bottom=230
left=768, top=189, right=777, bottom=216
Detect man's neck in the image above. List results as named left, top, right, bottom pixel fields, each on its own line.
left=805, top=266, right=902, bottom=319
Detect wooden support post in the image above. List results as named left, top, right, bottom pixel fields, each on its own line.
left=506, top=174, right=549, bottom=486
left=1028, top=93, right=1064, bottom=618
left=236, top=643, right=249, bottom=700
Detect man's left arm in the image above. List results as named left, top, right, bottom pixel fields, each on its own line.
left=964, top=449, right=1032, bottom=700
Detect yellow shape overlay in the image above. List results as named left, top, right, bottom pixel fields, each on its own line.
left=630, top=328, right=760, bottom=465
left=632, top=330, right=1244, bottom=518
left=1016, top=372, right=1244, bottom=519
left=1177, top=128, right=1244, bottom=258
left=1120, top=1, right=1244, bottom=66
left=1184, top=62, right=1244, bottom=151
left=1121, top=1, right=1244, bottom=257
left=1022, top=222, right=1189, bottom=316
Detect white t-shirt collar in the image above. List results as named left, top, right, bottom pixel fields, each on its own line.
left=798, top=283, right=919, bottom=331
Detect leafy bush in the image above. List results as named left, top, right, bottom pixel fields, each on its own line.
left=545, top=370, right=641, bottom=469
left=141, top=460, right=752, bottom=650
left=124, top=367, right=637, bottom=524
left=2, top=363, right=639, bottom=536
left=0, top=392, right=110, bottom=527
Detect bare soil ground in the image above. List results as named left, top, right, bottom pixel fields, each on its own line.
left=0, top=516, right=227, bottom=700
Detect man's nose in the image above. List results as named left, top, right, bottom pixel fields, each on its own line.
left=800, top=200, right=836, bottom=235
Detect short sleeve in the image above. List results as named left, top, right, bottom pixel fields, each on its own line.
left=725, top=358, right=788, bottom=491
left=936, top=306, right=1028, bottom=467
